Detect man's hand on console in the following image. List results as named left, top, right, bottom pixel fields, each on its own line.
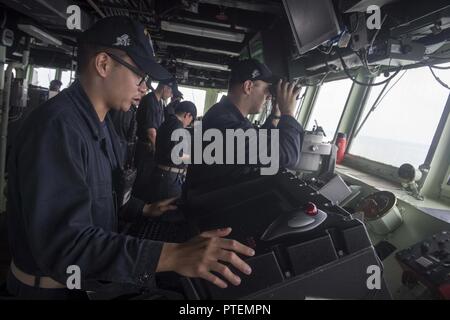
left=157, top=228, right=255, bottom=288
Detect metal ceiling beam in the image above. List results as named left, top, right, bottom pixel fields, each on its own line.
left=1, top=0, right=94, bottom=31
left=342, top=0, right=400, bottom=13
left=180, top=17, right=251, bottom=32
left=161, top=21, right=245, bottom=43
left=157, top=41, right=240, bottom=57
left=33, top=0, right=66, bottom=20
left=176, top=58, right=231, bottom=71
left=198, top=0, right=282, bottom=14
left=97, top=5, right=154, bottom=16
left=87, top=0, right=106, bottom=18
left=160, top=31, right=243, bottom=53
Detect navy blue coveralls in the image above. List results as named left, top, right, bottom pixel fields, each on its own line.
left=185, top=96, right=304, bottom=193
left=164, top=99, right=178, bottom=120
left=6, top=81, right=163, bottom=298
left=109, top=105, right=138, bottom=167
left=133, top=91, right=164, bottom=200
left=149, top=114, right=186, bottom=204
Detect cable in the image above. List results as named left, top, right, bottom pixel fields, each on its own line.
left=302, top=71, right=331, bottom=87
left=354, top=70, right=407, bottom=138
left=365, top=15, right=388, bottom=63
left=316, top=29, right=350, bottom=56
left=354, top=80, right=390, bottom=138
left=349, top=15, right=361, bottom=34
left=424, top=55, right=450, bottom=60
left=1, top=10, right=7, bottom=29
left=368, top=15, right=388, bottom=53
left=337, top=49, right=403, bottom=86
left=429, top=64, right=450, bottom=70
left=356, top=49, right=381, bottom=76
left=317, top=45, right=334, bottom=55
left=429, top=66, right=450, bottom=90
left=419, top=62, right=450, bottom=70
left=354, top=15, right=388, bottom=77
left=418, top=59, right=450, bottom=70
left=373, top=70, right=408, bottom=108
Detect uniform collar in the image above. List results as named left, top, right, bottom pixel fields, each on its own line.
left=219, top=96, right=249, bottom=123
left=149, top=91, right=162, bottom=106
left=66, top=80, right=109, bottom=141
left=169, top=113, right=183, bottom=126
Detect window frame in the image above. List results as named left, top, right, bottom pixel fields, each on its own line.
left=329, top=64, right=450, bottom=202
left=304, top=77, right=354, bottom=141
left=32, top=66, right=57, bottom=88
left=177, top=84, right=208, bottom=117
left=344, top=67, right=450, bottom=181
left=441, top=165, right=450, bottom=203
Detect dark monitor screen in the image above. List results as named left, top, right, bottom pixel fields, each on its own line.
left=282, top=0, right=341, bottom=55
left=184, top=172, right=335, bottom=243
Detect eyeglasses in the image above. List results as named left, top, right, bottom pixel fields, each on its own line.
left=103, top=51, right=150, bottom=88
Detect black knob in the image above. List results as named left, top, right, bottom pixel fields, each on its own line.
left=421, top=242, right=431, bottom=254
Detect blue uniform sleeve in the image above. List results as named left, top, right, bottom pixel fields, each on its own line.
left=119, top=196, right=145, bottom=222
left=250, top=115, right=304, bottom=170
left=142, top=97, right=159, bottom=130
left=18, top=117, right=162, bottom=289
left=276, top=115, right=304, bottom=169
left=260, top=114, right=277, bottom=130
left=209, top=113, right=303, bottom=171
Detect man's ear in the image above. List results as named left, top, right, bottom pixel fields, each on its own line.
left=94, top=52, right=111, bottom=78
left=243, top=80, right=253, bottom=95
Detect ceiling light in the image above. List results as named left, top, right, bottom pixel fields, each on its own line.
left=176, top=59, right=230, bottom=71
left=17, top=24, right=62, bottom=47
left=157, top=41, right=240, bottom=57
left=161, top=21, right=245, bottom=43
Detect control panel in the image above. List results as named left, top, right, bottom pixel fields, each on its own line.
left=396, top=231, right=450, bottom=299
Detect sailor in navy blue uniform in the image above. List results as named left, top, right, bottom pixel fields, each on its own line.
left=150, top=101, right=197, bottom=203
left=133, top=78, right=175, bottom=200
left=6, top=16, right=255, bottom=299
left=185, top=59, right=304, bottom=193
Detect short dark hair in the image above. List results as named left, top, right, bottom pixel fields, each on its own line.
left=76, top=42, right=127, bottom=75
left=156, top=82, right=166, bottom=90
left=174, top=101, right=197, bottom=120
left=49, top=79, right=62, bottom=90
left=228, top=79, right=244, bottom=93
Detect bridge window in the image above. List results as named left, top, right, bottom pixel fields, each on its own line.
left=294, top=87, right=307, bottom=119
left=216, top=91, right=228, bottom=103
left=349, top=64, right=450, bottom=168
left=178, top=86, right=206, bottom=117
left=4, top=64, right=16, bottom=78
left=60, top=70, right=74, bottom=90
left=306, top=79, right=353, bottom=140
left=145, top=82, right=206, bottom=116
left=32, top=67, right=56, bottom=88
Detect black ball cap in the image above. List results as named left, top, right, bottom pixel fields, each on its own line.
left=175, top=101, right=197, bottom=120
left=159, top=78, right=183, bottom=98
left=172, top=83, right=183, bottom=99
left=79, top=16, right=172, bottom=81
left=229, top=59, right=279, bottom=84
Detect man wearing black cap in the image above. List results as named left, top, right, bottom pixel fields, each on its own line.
left=136, top=79, right=174, bottom=151
left=133, top=78, right=175, bottom=200
left=186, top=58, right=304, bottom=192
left=6, top=17, right=254, bottom=299
left=48, top=79, right=63, bottom=99
left=148, top=101, right=197, bottom=204
left=164, top=83, right=184, bottom=120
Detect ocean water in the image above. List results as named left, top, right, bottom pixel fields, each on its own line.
left=349, top=135, right=430, bottom=168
